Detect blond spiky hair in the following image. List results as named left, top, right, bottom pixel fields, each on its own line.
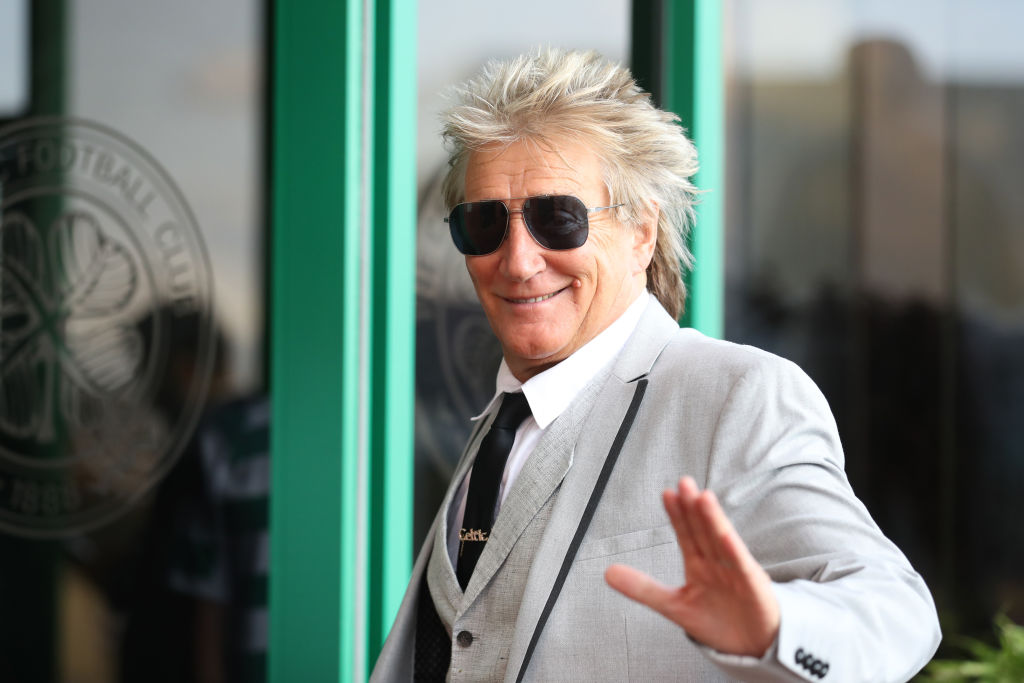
left=440, top=47, right=700, bottom=318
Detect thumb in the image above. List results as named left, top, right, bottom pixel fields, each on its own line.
left=605, top=564, right=676, bottom=614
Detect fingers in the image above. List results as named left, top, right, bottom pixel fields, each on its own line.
left=695, top=485, right=763, bottom=576
left=685, top=479, right=727, bottom=564
left=662, top=486, right=700, bottom=561
left=666, top=477, right=728, bottom=564
left=604, top=564, right=676, bottom=619
left=667, top=477, right=766, bottom=578
left=716, top=515, right=762, bottom=577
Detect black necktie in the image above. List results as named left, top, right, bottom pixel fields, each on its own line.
left=456, top=391, right=532, bottom=589
left=413, top=392, right=532, bottom=680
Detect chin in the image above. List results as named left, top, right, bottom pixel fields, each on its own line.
left=506, top=341, right=559, bottom=362
left=506, top=337, right=576, bottom=372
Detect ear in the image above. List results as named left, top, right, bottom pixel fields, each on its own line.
left=631, top=205, right=658, bottom=275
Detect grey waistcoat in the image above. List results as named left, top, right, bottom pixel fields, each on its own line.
left=425, top=367, right=614, bottom=682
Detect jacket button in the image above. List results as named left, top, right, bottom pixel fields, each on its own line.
left=456, top=630, right=474, bottom=647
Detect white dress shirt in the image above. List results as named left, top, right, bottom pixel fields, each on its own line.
left=447, top=290, right=650, bottom=565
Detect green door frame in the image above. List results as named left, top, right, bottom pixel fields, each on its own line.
left=268, top=0, right=416, bottom=680
left=632, top=0, right=724, bottom=337
left=268, top=1, right=721, bottom=681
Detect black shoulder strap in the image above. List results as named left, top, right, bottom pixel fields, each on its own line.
left=514, top=377, right=649, bottom=683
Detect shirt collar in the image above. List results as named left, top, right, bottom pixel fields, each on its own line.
left=473, top=290, right=650, bottom=428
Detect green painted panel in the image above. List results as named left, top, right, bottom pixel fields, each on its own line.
left=339, top=1, right=365, bottom=678
left=271, top=0, right=417, bottom=680
left=631, top=0, right=724, bottom=337
left=661, top=0, right=696, bottom=132
left=268, top=0, right=359, bottom=680
left=692, top=0, right=724, bottom=338
left=367, top=0, right=417, bottom=672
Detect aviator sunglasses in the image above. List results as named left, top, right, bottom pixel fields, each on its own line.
left=445, top=195, right=625, bottom=256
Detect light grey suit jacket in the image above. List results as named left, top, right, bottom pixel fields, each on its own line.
left=373, top=298, right=941, bottom=682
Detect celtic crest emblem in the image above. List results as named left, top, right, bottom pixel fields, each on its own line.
left=0, top=118, right=214, bottom=537
left=2, top=209, right=144, bottom=442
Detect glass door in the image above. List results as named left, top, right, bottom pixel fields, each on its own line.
left=0, top=1, right=266, bottom=680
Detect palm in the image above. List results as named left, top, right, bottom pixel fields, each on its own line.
left=605, top=477, right=779, bottom=657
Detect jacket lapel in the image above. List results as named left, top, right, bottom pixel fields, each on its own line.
left=372, top=416, right=491, bottom=680
left=461, top=362, right=614, bottom=605
left=505, top=298, right=681, bottom=680
left=430, top=417, right=492, bottom=613
left=371, top=498, right=443, bottom=681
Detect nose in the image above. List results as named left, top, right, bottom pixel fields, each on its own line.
left=499, top=213, right=545, bottom=282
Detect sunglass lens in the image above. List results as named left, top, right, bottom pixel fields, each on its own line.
left=449, top=201, right=508, bottom=255
left=523, top=196, right=589, bottom=250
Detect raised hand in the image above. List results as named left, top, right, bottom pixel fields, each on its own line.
left=604, top=476, right=780, bottom=657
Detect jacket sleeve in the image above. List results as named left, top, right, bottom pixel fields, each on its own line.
left=698, top=351, right=940, bottom=682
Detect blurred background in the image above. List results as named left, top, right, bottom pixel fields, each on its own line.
left=0, top=0, right=1021, bottom=680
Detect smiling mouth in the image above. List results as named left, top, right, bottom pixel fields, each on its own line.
left=506, top=288, right=565, bottom=304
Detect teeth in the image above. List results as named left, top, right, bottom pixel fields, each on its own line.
left=512, top=291, right=558, bottom=304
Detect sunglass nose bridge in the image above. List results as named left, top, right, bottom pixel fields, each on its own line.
left=503, top=208, right=540, bottom=250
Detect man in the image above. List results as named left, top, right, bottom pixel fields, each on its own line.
left=373, top=48, right=940, bottom=682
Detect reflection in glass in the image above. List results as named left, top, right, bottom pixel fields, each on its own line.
left=0, top=1, right=265, bottom=681
left=725, top=0, right=1024, bottom=643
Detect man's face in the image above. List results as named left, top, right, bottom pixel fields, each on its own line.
left=462, top=139, right=654, bottom=381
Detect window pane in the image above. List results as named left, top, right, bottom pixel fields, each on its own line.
left=0, top=2, right=265, bottom=680
left=725, top=0, right=1024, bottom=636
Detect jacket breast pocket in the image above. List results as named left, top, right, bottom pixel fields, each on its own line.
left=576, top=524, right=676, bottom=562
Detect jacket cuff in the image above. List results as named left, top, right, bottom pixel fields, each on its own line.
left=697, top=582, right=827, bottom=682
